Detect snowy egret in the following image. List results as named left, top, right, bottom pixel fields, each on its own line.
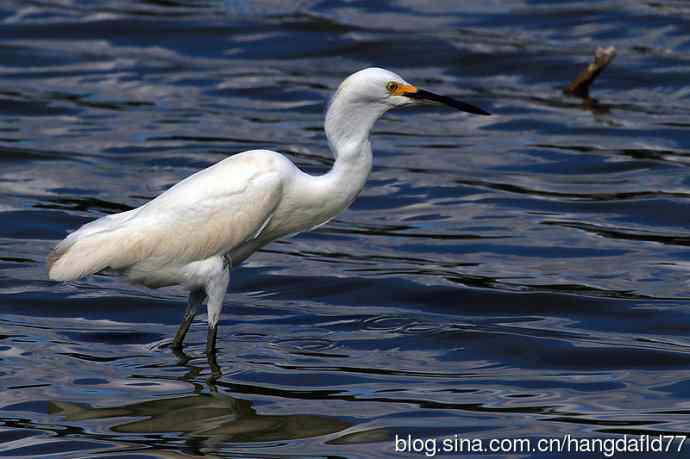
left=47, top=67, right=489, bottom=372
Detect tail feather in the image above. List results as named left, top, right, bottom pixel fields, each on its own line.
left=48, top=230, right=128, bottom=281
left=48, top=209, right=141, bottom=281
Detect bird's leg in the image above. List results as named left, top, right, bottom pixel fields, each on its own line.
left=206, top=324, right=218, bottom=355
left=205, top=256, right=231, bottom=377
left=171, top=289, right=206, bottom=350
left=207, top=328, right=221, bottom=380
left=206, top=314, right=223, bottom=380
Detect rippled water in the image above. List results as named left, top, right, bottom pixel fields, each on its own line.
left=2, top=1, right=690, bottom=457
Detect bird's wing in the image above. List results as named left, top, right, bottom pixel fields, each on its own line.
left=48, top=150, right=285, bottom=281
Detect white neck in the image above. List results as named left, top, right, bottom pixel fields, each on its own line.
left=318, top=93, right=388, bottom=208
left=325, top=94, right=385, bottom=159
left=278, top=87, right=391, bottom=238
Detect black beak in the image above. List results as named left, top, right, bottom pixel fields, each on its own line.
left=406, top=89, right=490, bottom=116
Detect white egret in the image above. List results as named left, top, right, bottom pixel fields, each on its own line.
left=47, top=67, right=489, bottom=373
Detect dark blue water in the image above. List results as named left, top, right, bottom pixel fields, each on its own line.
left=2, top=1, right=690, bottom=457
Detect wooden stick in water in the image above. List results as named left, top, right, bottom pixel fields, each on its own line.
left=564, top=46, right=617, bottom=99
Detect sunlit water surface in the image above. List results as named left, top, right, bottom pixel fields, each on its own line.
left=2, top=1, right=690, bottom=458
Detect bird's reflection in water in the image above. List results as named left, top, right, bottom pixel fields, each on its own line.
left=50, top=389, right=352, bottom=442
left=49, top=348, right=354, bottom=444
left=45, top=344, right=398, bottom=459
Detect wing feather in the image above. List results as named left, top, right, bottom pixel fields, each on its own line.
left=48, top=151, right=285, bottom=281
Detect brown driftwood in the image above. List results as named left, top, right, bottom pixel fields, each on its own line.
left=564, top=46, right=616, bottom=99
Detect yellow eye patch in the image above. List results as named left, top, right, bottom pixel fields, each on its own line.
left=386, top=81, right=417, bottom=96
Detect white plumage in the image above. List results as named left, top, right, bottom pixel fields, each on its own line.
left=47, top=67, right=489, bottom=374
left=49, top=151, right=284, bottom=285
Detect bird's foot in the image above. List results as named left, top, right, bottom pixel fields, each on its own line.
left=207, top=350, right=222, bottom=381
left=171, top=347, right=204, bottom=380
left=171, top=344, right=190, bottom=362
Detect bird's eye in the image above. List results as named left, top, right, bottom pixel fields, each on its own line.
left=386, top=81, right=400, bottom=93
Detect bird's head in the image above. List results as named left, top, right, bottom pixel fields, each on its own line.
left=335, top=67, right=490, bottom=115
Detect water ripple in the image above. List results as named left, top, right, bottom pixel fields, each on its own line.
left=2, top=0, right=690, bottom=458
